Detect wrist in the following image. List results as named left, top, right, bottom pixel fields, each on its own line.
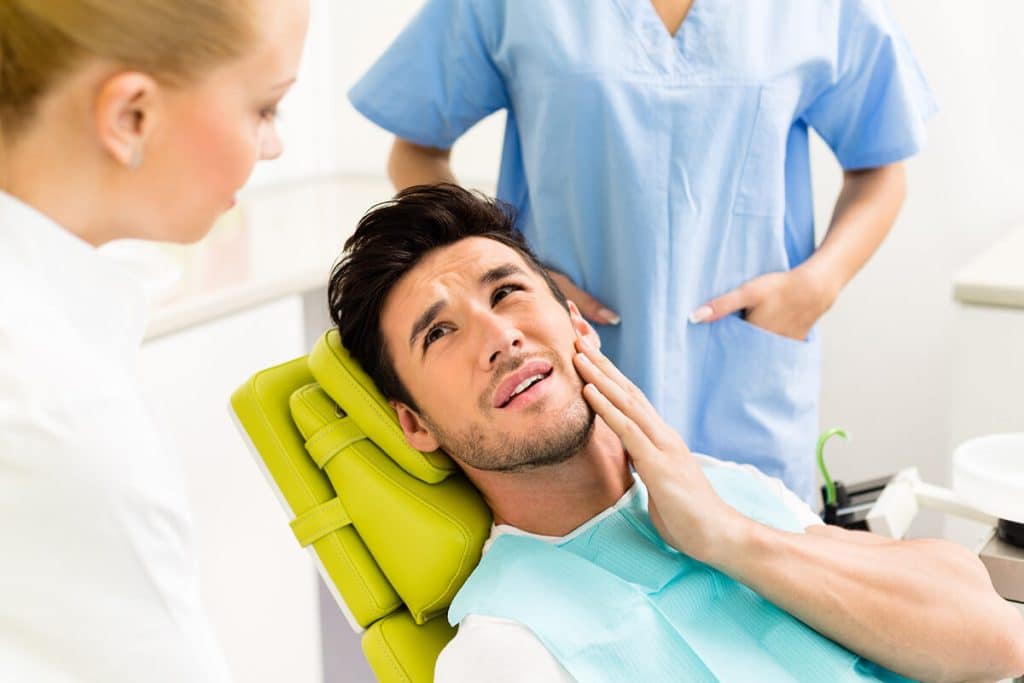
left=795, top=260, right=843, bottom=313
left=702, top=510, right=764, bottom=572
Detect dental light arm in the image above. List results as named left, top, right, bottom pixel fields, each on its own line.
left=866, top=467, right=997, bottom=540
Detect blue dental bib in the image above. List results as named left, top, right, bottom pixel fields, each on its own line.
left=449, top=468, right=914, bottom=682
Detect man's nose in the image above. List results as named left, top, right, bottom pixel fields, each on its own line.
left=478, top=314, right=524, bottom=369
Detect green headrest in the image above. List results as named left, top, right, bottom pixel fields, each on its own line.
left=307, top=329, right=456, bottom=483
left=231, top=328, right=491, bottom=682
left=289, top=380, right=489, bottom=625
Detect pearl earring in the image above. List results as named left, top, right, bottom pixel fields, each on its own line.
left=128, top=146, right=144, bottom=169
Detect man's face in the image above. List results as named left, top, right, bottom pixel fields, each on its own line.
left=381, top=237, right=595, bottom=472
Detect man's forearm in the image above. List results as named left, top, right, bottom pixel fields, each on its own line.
left=709, top=522, right=1024, bottom=682
left=388, top=138, right=456, bottom=190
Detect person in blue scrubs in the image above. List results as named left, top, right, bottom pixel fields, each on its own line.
left=348, top=0, right=936, bottom=503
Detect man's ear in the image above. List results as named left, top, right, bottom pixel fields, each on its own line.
left=390, top=400, right=441, bottom=452
left=567, top=300, right=601, bottom=349
left=93, top=71, right=160, bottom=168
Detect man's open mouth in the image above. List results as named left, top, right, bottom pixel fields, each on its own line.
left=493, top=360, right=555, bottom=409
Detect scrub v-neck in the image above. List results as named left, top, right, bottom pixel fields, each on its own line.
left=648, top=0, right=694, bottom=38
left=613, top=0, right=710, bottom=76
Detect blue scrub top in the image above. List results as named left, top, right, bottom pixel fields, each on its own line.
left=350, top=0, right=936, bottom=503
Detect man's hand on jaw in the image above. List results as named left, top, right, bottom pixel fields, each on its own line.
left=571, top=335, right=1024, bottom=683
left=571, top=332, right=749, bottom=564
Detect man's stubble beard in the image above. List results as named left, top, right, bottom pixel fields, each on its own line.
left=425, top=396, right=595, bottom=473
left=421, top=379, right=596, bottom=473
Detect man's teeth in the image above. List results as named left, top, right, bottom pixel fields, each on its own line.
left=510, top=374, right=544, bottom=399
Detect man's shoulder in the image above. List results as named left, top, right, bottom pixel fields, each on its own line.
left=435, top=615, right=574, bottom=683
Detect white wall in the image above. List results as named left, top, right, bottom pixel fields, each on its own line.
left=813, top=1, right=1024, bottom=493
left=246, top=0, right=504, bottom=192
left=138, top=298, right=320, bottom=683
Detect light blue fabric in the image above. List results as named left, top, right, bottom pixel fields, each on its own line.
left=448, top=471, right=916, bottom=682
left=350, top=0, right=937, bottom=503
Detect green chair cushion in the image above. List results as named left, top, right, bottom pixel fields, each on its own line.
left=231, top=330, right=493, bottom=682
left=363, top=610, right=458, bottom=683
left=231, top=358, right=402, bottom=630
left=308, top=329, right=455, bottom=483
left=290, top=382, right=490, bottom=625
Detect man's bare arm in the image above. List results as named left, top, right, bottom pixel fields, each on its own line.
left=710, top=522, right=1024, bottom=682
left=571, top=333, right=1024, bottom=683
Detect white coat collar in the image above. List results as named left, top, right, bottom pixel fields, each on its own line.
left=0, top=190, right=148, bottom=364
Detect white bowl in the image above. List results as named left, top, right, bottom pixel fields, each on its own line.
left=953, top=433, right=1024, bottom=524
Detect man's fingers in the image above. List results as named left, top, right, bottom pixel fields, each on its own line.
left=548, top=271, right=620, bottom=325
left=574, top=337, right=636, bottom=392
left=573, top=346, right=667, bottom=446
left=581, top=383, right=654, bottom=464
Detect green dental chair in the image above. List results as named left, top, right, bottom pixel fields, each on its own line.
left=230, top=329, right=492, bottom=682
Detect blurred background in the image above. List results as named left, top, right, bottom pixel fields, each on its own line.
left=127, top=2, right=1024, bottom=681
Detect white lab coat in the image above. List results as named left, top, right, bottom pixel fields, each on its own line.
left=0, top=191, right=230, bottom=682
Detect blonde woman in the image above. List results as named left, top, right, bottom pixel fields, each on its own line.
left=0, top=1, right=309, bottom=680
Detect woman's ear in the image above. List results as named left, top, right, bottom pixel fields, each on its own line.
left=567, top=300, right=601, bottom=349
left=93, top=71, right=159, bottom=168
left=391, top=401, right=441, bottom=452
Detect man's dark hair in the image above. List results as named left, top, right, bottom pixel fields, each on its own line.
left=327, top=183, right=568, bottom=412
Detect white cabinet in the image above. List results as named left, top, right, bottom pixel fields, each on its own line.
left=138, top=297, right=322, bottom=683
left=950, top=305, right=1024, bottom=448
left=951, top=225, right=1024, bottom=450
left=949, top=227, right=1024, bottom=653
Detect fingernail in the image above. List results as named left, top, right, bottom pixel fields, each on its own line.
left=688, top=305, right=712, bottom=324
left=599, top=308, right=621, bottom=325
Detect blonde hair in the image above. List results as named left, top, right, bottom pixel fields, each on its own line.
left=0, top=0, right=257, bottom=137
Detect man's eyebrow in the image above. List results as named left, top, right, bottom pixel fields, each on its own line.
left=409, top=299, right=446, bottom=350
left=407, top=265, right=525, bottom=350
left=480, top=263, right=525, bottom=285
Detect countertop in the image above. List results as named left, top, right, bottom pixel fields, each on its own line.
left=111, top=174, right=396, bottom=341
left=953, top=225, right=1024, bottom=309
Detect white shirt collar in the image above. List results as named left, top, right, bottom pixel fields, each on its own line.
left=0, top=190, right=148, bottom=364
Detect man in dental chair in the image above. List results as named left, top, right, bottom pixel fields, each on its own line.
left=327, top=184, right=1024, bottom=683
